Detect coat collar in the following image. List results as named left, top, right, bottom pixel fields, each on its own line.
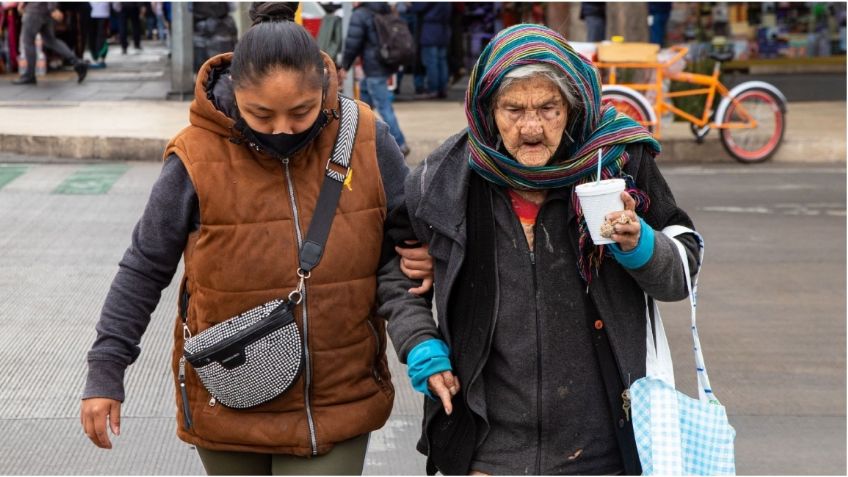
left=413, top=132, right=472, bottom=243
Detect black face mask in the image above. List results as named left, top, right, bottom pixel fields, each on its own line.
left=242, top=110, right=329, bottom=158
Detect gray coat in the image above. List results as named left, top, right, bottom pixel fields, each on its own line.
left=377, top=131, right=700, bottom=473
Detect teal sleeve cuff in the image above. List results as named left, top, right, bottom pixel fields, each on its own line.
left=407, top=339, right=453, bottom=400
left=609, top=217, right=655, bottom=269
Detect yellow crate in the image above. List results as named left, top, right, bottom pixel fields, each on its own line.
left=597, top=42, right=660, bottom=63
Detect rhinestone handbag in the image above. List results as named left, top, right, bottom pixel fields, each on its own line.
left=177, top=95, right=359, bottom=413
left=183, top=298, right=303, bottom=409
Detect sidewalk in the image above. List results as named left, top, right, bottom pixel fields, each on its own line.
left=0, top=41, right=844, bottom=165
left=1, top=97, right=844, bottom=165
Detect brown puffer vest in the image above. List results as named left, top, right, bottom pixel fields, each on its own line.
left=163, top=52, right=394, bottom=456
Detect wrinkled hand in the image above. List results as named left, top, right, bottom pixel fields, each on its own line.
left=396, top=241, right=434, bottom=295
left=605, top=192, right=641, bottom=252
left=428, top=370, right=460, bottom=415
left=80, top=398, right=121, bottom=449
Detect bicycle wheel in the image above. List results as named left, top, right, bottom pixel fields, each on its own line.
left=719, top=88, right=785, bottom=164
left=602, top=90, right=655, bottom=133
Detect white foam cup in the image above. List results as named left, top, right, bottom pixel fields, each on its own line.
left=574, top=178, right=626, bottom=245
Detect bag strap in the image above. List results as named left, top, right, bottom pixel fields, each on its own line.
left=180, top=96, right=359, bottom=324
left=647, top=226, right=717, bottom=404
left=297, top=95, right=359, bottom=274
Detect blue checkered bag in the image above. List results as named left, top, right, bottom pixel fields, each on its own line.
left=630, top=226, right=736, bottom=475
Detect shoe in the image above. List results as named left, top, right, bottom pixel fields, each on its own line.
left=12, top=75, right=36, bottom=85
left=400, top=144, right=411, bottom=157
left=415, top=92, right=438, bottom=100
left=74, top=61, right=89, bottom=83
left=89, top=61, right=106, bottom=70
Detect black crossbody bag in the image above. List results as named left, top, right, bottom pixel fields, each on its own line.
left=178, top=96, right=359, bottom=415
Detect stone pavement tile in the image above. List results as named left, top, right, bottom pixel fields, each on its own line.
left=126, top=81, right=172, bottom=100
left=47, top=88, right=100, bottom=102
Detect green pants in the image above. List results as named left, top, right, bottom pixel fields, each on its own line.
left=196, top=434, right=370, bottom=476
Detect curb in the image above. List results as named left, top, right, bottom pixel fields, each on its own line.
left=0, top=134, right=168, bottom=162
left=1, top=132, right=844, bottom=165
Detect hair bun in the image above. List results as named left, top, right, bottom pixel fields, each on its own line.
left=249, top=2, right=299, bottom=25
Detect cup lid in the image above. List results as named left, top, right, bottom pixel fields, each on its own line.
left=574, top=178, right=625, bottom=196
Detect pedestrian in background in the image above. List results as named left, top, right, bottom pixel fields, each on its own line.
left=411, top=2, right=451, bottom=99
left=648, top=2, right=672, bottom=47
left=60, top=2, right=92, bottom=61
left=150, top=2, right=168, bottom=45
left=340, top=1, right=411, bottom=156
left=448, top=2, right=466, bottom=87
left=191, top=2, right=237, bottom=72
left=115, top=1, right=143, bottom=54
left=12, top=2, right=88, bottom=85
left=1, top=2, right=22, bottom=73
left=88, top=2, right=110, bottom=68
left=79, top=2, right=432, bottom=474
left=394, top=1, right=425, bottom=96
left=581, top=2, right=606, bottom=42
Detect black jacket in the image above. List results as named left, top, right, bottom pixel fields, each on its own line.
left=378, top=132, right=700, bottom=475
left=410, top=2, right=452, bottom=48
left=341, top=2, right=396, bottom=77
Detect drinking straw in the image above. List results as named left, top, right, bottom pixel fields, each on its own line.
left=596, top=149, right=603, bottom=184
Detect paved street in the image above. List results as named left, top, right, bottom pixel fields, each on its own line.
left=0, top=156, right=844, bottom=475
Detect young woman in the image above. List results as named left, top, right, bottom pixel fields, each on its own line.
left=80, top=3, right=430, bottom=475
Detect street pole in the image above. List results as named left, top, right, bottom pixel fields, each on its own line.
left=169, top=2, right=194, bottom=101
left=341, top=2, right=354, bottom=97
left=234, top=2, right=252, bottom=39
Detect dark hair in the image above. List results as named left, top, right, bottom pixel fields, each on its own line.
left=230, top=2, right=324, bottom=90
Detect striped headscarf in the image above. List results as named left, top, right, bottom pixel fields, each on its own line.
left=464, top=24, right=661, bottom=281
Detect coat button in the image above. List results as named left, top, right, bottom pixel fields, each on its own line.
left=618, top=419, right=626, bottom=428
left=594, top=320, right=604, bottom=330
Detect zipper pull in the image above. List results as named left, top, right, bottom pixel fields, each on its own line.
left=621, top=388, right=631, bottom=422
left=178, top=357, right=193, bottom=429
left=529, top=251, right=536, bottom=265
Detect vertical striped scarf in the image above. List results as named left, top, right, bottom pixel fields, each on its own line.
left=465, top=24, right=661, bottom=282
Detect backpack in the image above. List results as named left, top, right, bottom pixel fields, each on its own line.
left=372, top=12, right=416, bottom=67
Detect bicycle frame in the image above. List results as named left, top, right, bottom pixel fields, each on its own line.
left=596, top=46, right=758, bottom=139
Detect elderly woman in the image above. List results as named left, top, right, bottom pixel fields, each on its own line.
left=378, top=24, right=700, bottom=475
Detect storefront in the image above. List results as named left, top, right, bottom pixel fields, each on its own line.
left=664, top=2, right=846, bottom=61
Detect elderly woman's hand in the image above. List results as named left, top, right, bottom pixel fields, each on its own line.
left=605, top=192, right=641, bottom=252
left=396, top=241, right=434, bottom=295
left=428, top=370, right=460, bottom=415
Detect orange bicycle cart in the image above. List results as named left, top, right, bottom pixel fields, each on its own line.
left=593, top=43, right=787, bottom=164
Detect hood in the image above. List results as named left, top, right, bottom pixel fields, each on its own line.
left=189, top=52, right=341, bottom=145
